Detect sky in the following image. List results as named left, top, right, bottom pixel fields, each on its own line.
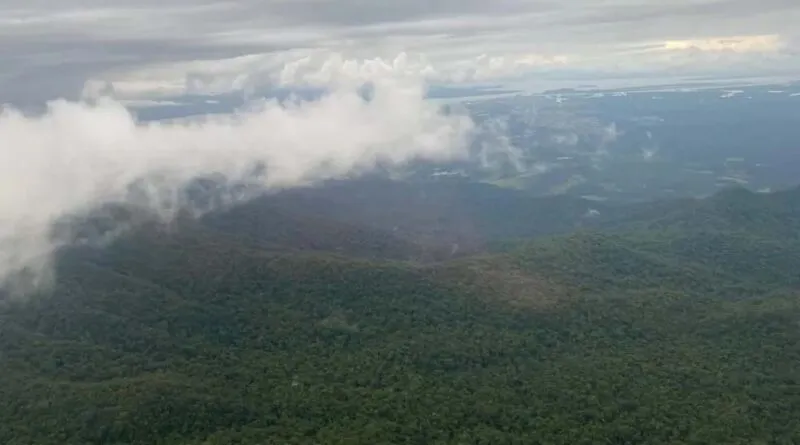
left=2, top=0, right=800, bottom=104
left=1, top=0, right=799, bottom=291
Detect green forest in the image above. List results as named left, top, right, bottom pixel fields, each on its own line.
left=2, top=184, right=800, bottom=444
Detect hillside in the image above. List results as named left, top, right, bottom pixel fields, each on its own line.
left=2, top=184, right=800, bottom=444
left=596, top=185, right=800, bottom=235
left=218, top=177, right=601, bottom=253
left=65, top=176, right=596, bottom=264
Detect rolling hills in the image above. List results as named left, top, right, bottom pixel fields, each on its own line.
left=1, top=181, right=800, bottom=444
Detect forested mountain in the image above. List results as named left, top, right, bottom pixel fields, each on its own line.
left=597, top=185, right=800, bottom=235
left=2, top=183, right=800, bottom=444
left=202, top=177, right=600, bottom=255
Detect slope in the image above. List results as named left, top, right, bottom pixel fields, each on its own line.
left=2, top=186, right=800, bottom=444
left=598, top=185, right=800, bottom=237
left=234, top=177, right=601, bottom=252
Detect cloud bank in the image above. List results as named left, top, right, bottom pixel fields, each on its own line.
left=3, top=0, right=799, bottom=292
left=2, top=0, right=799, bottom=103
left=0, top=79, right=473, bottom=292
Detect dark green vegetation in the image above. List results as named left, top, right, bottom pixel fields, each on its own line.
left=220, top=178, right=599, bottom=254
left=454, top=84, right=800, bottom=202
left=2, top=182, right=800, bottom=444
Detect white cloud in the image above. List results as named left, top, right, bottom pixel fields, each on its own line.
left=2, top=0, right=800, bottom=291
left=99, top=50, right=571, bottom=99
left=662, top=34, right=784, bottom=52
left=0, top=79, right=474, bottom=291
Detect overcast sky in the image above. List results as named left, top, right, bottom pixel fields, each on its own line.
left=2, top=0, right=800, bottom=104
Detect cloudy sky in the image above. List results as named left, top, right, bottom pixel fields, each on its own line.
left=1, top=0, right=799, bottom=290
left=2, top=0, right=799, bottom=104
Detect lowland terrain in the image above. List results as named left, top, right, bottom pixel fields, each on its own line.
left=2, top=180, right=800, bottom=444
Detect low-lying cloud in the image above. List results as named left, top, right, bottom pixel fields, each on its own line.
left=0, top=79, right=474, bottom=292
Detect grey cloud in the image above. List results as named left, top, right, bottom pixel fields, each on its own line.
left=248, top=0, right=533, bottom=27
left=0, top=26, right=295, bottom=105
left=563, top=0, right=799, bottom=27
left=1, top=0, right=799, bottom=103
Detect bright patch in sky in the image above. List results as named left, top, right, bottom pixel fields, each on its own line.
left=1, top=0, right=800, bottom=291
left=1, top=0, right=799, bottom=102
left=662, top=34, right=783, bottom=52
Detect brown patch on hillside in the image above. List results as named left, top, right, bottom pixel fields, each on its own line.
left=430, top=258, right=569, bottom=311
